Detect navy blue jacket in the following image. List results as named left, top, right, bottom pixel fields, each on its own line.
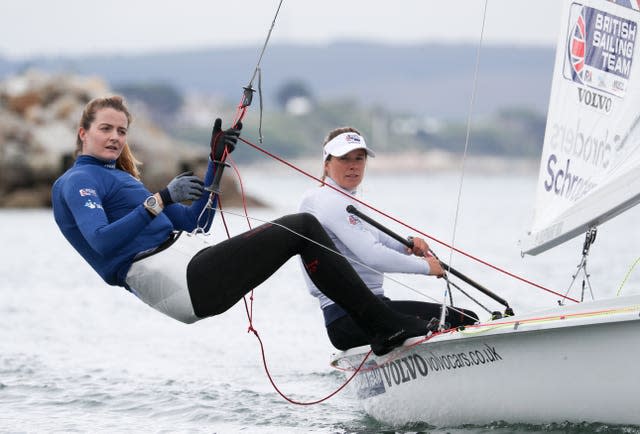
left=51, top=155, right=216, bottom=286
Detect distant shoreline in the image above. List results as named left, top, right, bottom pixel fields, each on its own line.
left=243, top=150, right=539, bottom=175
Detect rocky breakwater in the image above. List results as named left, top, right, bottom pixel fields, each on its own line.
left=0, top=69, right=262, bottom=208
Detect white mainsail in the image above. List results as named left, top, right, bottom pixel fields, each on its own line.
left=521, top=0, right=640, bottom=255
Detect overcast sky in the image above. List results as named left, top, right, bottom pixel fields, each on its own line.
left=0, top=0, right=563, bottom=59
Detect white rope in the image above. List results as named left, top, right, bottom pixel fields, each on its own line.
left=440, top=0, right=490, bottom=327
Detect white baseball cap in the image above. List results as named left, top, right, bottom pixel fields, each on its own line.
left=322, top=132, right=376, bottom=161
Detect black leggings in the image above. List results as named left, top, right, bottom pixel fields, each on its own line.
left=327, top=300, right=479, bottom=351
left=187, top=213, right=391, bottom=334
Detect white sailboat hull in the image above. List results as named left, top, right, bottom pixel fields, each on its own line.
left=331, top=294, right=640, bottom=426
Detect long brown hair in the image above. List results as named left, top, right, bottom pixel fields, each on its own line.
left=76, top=96, right=141, bottom=179
left=321, top=126, right=362, bottom=181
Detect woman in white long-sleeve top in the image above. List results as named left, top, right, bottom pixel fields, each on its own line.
left=299, top=127, right=478, bottom=351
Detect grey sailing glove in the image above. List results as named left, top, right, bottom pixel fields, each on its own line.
left=159, top=171, right=204, bottom=205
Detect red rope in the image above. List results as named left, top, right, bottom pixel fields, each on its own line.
left=238, top=136, right=577, bottom=303
left=210, top=3, right=375, bottom=404
left=220, top=150, right=372, bottom=405
left=228, top=156, right=257, bottom=328
left=232, top=104, right=247, bottom=129
left=248, top=326, right=372, bottom=405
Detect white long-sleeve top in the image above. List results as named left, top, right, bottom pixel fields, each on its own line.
left=299, top=177, right=429, bottom=310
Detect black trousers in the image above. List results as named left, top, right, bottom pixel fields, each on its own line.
left=186, top=213, right=397, bottom=338
left=327, top=299, right=479, bottom=351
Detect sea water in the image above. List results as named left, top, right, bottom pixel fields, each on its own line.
left=1, top=168, right=638, bottom=433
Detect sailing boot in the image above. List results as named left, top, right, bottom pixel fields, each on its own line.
left=363, top=309, right=431, bottom=356
left=293, top=213, right=430, bottom=355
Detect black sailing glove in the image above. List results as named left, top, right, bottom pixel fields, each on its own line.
left=159, top=171, right=204, bottom=205
left=210, top=118, right=242, bottom=161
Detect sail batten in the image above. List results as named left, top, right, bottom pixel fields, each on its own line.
left=521, top=0, right=640, bottom=255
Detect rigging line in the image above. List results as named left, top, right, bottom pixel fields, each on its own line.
left=448, top=279, right=494, bottom=315
left=247, top=0, right=284, bottom=88
left=438, top=0, right=488, bottom=327
left=616, top=256, right=640, bottom=297
left=205, top=0, right=283, bottom=311
left=238, top=136, right=578, bottom=303
left=228, top=156, right=254, bottom=228
left=203, top=0, right=284, bottom=235
left=202, top=0, right=367, bottom=407
left=206, top=206, right=479, bottom=323
left=257, top=69, right=264, bottom=142
left=446, top=0, right=488, bottom=283
left=231, top=0, right=284, bottom=133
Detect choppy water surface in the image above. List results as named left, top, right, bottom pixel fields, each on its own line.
left=1, top=170, right=638, bottom=433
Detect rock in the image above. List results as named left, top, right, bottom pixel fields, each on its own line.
left=0, top=69, right=264, bottom=209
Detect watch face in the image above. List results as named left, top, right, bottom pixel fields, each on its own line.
left=146, top=196, right=157, bottom=207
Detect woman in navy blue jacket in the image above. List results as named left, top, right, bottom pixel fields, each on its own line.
left=51, top=96, right=430, bottom=356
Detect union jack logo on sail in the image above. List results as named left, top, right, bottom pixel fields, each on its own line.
left=569, top=11, right=587, bottom=83
left=563, top=4, right=636, bottom=98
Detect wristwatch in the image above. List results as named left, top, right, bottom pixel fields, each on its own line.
left=144, top=195, right=163, bottom=216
